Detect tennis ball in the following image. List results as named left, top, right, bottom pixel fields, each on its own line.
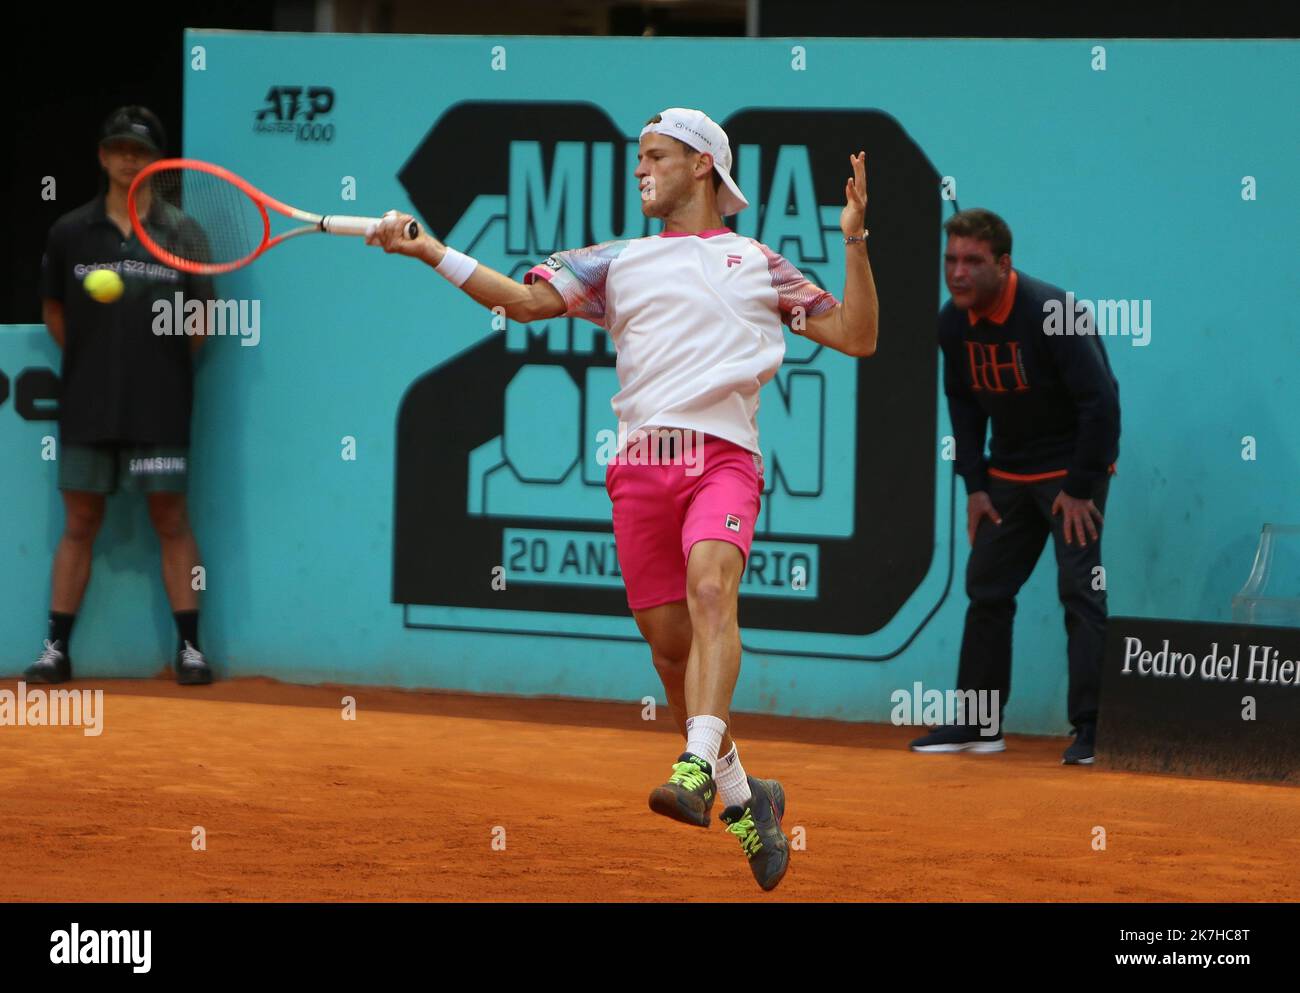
left=83, top=269, right=124, bottom=303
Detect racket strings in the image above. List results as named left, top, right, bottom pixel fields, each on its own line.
left=140, top=168, right=266, bottom=268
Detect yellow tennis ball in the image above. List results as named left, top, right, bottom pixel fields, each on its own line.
left=83, top=269, right=124, bottom=303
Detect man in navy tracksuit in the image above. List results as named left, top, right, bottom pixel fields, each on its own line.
left=911, top=208, right=1120, bottom=765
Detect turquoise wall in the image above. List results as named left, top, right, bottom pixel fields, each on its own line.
left=2, top=35, right=1296, bottom=734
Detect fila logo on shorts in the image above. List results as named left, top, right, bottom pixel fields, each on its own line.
left=725, top=514, right=742, bottom=532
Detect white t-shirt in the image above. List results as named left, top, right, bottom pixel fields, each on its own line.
left=524, top=228, right=838, bottom=454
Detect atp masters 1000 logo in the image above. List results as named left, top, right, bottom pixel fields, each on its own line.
left=253, top=85, right=336, bottom=142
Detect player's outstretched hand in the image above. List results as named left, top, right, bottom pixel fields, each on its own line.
left=364, top=210, right=444, bottom=263
left=840, top=151, right=868, bottom=239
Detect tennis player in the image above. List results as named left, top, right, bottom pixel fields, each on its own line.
left=367, top=108, right=878, bottom=890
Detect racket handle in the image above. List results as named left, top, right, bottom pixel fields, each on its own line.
left=320, top=215, right=421, bottom=239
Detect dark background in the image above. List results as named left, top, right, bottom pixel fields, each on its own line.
left=2, top=0, right=1295, bottom=324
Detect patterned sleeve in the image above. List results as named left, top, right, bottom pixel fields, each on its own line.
left=752, top=241, right=839, bottom=332
left=522, top=240, right=629, bottom=328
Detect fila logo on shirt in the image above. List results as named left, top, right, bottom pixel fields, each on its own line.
left=725, top=514, right=742, bottom=532
left=965, top=341, right=1029, bottom=393
left=724, top=253, right=742, bottom=268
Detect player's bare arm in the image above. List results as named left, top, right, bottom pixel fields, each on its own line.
left=42, top=299, right=66, bottom=348
left=802, top=151, right=879, bottom=358
left=364, top=211, right=565, bottom=322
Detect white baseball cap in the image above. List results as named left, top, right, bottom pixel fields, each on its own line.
left=639, top=107, right=749, bottom=216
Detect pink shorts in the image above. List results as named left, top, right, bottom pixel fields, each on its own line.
left=605, top=433, right=764, bottom=611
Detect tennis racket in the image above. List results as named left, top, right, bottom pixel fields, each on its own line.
left=127, top=158, right=420, bottom=275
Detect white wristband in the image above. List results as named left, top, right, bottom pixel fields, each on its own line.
left=435, top=247, right=478, bottom=287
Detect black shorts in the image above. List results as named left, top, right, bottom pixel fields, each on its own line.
left=58, top=442, right=190, bottom=494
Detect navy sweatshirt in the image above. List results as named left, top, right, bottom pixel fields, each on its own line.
left=938, top=269, right=1121, bottom=500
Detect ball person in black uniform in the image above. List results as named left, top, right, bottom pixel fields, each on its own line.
left=910, top=209, right=1120, bottom=764
left=25, top=107, right=215, bottom=685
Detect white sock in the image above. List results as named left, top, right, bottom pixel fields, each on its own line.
left=715, top=743, right=751, bottom=810
left=684, top=715, right=726, bottom=770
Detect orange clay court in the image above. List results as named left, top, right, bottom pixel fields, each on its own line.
left=1, top=676, right=1297, bottom=903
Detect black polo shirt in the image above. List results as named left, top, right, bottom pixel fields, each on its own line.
left=39, top=195, right=215, bottom=446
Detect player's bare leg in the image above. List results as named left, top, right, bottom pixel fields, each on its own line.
left=645, top=541, right=789, bottom=889
left=682, top=539, right=744, bottom=724
left=683, top=538, right=790, bottom=891
left=643, top=548, right=739, bottom=829
left=642, top=596, right=737, bottom=828
left=633, top=600, right=735, bottom=755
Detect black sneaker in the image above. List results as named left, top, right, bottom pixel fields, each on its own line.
left=909, top=723, right=1005, bottom=753
left=24, top=640, right=71, bottom=684
left=720, top=776, right=790, bottom=892
left=175, top=641, right=213, bottom=686
left=1063, top=722, right=1096, bottom=765
left=648, top=752, right=716, bottom=827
